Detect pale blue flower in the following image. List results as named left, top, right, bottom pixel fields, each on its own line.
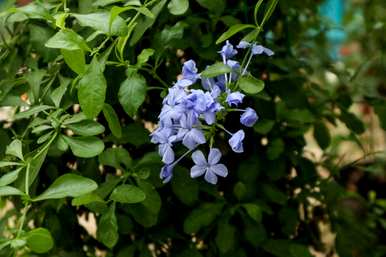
left=228, top=129, right=245, bottom=153
left=240, top=107, right=258, bottom=127
left=226, top=91, right=245, bottom=106
left=160, top=164, right=174, bottom=183
left=182, top=60, right=200, bottom=83
left=190, top=148, right=228, bottom=184
left=219, top=40, right=237, bottom=60
left=251, top=44, right=274, bottom=56
left=237, top=41, right=251, bottom=49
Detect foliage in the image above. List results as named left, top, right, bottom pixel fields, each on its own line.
left=0, top=0, right=385, bottom=257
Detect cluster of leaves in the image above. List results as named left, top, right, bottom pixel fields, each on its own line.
left=0, top=0, right=385, bottom=257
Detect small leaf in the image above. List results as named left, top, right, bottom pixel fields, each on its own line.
left=50, top=76, right=70, bottom=108
left=97, top=203, right=118, bottom=248
left=171, top=167, right=199, bottom=206
left=0, top=186, right=25, bottom=196
left=201, top=62, right=231, bottom=78
left=183, top=203, right=224, bottom=234
left=103, top=104, right=122, bottom=138
left=118, top=72, right=147, bottom=118
left=313, top=121, right=331, bottom=149
left=61, top=49, right=86, bottom=75
left=14, top=105, right=53, bottom=120
left=110, top=184, right=146, bottom=204
left=78, top=58, right=107, bottom=119
left=73, top=12, right=128, bottom=36
left=66, top=120, right=105, bottom=136
left=215, top=223, right=236, bottom=254
left=243, top=203, right=262, bottom=223
left=340, top=111, right=365, bottom=134
left=0, top=161, right=22, bottom=168
left=45, top=29, right=90, bottom=51
left=99, top=147, right=132, bottom=169
left=33, top=174, right=98, bottom=201
left=239, top=75, right=265, bottom=94
left=216, top=24, right=256, bottom=44
left=195, top=0, right=225, bottom=15
left=0, top=168, right=23, bottom=187
left=72, top=193, right=104, bottom=206
left=168, top=0, right=189, bottom=15
left=64, top=136, right=105, bottom=158
left=26, top=228, right=54, bottom=254
left=266, top=138, right=284, bottom=160
left=136, top=48, right=155, bottom=67
left=254, top=119, right=275, bottom=134
left=6, top=139, right=24, bottom=160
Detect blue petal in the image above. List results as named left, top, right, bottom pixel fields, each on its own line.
left=210, top=164, right=228, bottom=177
left=162, top=145, right=175, bottom=164
left=192, top=150, right=207, bottom=166
left=204, top=169, right=218, bottom=184
left=208, top=148, right=221, bottom=165
left=190, top=165, right=206, bottom=178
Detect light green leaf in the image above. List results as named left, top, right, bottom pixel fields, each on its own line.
left=216, top=24, right=256, bottom=44
left=118, top=72, right=147, bottom=118
left=66, top=120, right=105, bottom=136
left=0, top=186, right=25, bottom=196
left=72, top=193, right=104, bottom=206
left=136, top=48, right=155, bottom=67
left=99, top=147, right=132, bottom=169
left=103, top=104, right=122, bottom=138
left=73, top=12, right=128, bottom=36
left=14, top=105, right=53, bottom=120
left=239, top=75, right=265, bottom=94
left=93, top=0, right=123, bottom=6
left=50, top=76, right=70, bottom=108
left=97, top=203, right=118, bottom=248
left=26, top=228, right=54, bottom=254
left=78, top=58, right=107, bottom=119
left=195, top=0, right=225, bottom=14
left=0, top=167, right=23, bottom=187
left=201, top=62, right=231, bottom=78
left=0, top=161, right=22, bottom=168
left=6, top=139, right=23, bottom=160
left=61, top=49, right=86, bottom=75
left=45, top=29, right=90, bottom=51
left=168, top=0, right=189, bottom=15
left=24, top=70, right=46, bottom=103
left=64, top=136, right=105, bottom=158
left=243, top=203, right=262, bottom=223
left=110, top=184, right=146, bottom=203
left=33, top=174, right=98, bottom=201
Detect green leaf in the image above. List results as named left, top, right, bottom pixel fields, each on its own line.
left=243, top=203, right=262, bottom=223
left=340, top=111, right=365, bottom=134
left=64, top=136, right=105, bottom=158
left=6, top=139, right=23, bottom=160
left=201, top=63, right=232, bottom=78
left=73, top=12, right=128, bottom=36
left=313, top=121, right=331, bottom=149
left=61, top=49, right=86, bottom=75
left=14, top=105, right=53, bottom=120
left=99, top=147, right=132, bottom=169
left=168, top=0, right=189, bottom=15
left=127, top=181, right=161, bottom=227
left=289, top=244, right=313, bottom=257
left=216, top=24, right=256, bottom=44
left=136, top=48, right=155, bottom=67
left=78, top=58, right=107, bottom=119
left=373, top=101, right=386, bottom=130
left=0, top=167, right=22, bottom=187
left=26, top=228, right=54, bottom=254
left=24, top=70, right=46, bottom=103
left=171, top=167, right=199, bottom=206
left=110, top=184, right=146, bottom=203
left=33, top=174, right=98, bottom=201
left=183, top=203, right=224, bottom=234
left=215, top=223, right=236, bottom=254
left=239, top=75, right=265, bottom=94
left=195, top=0, right=225, bottom=15
left=93, top=0, right=123, bottom=7
left=50, top=76, right=70, bottom=107
left=66, top=120, right=105, bottom=136
left=103, top=104, right=122, bottom=138
left=118, top=72, right=147, bottom=117
left=253, top=119, right=275, bottom=134
left=72, top=193, right=104, bottom=206
left=0, top=161, right=21, bottom=168
left=262, top=184, right=287, bottom=205
left=266, top=138, right=284, bottom=160
left=0, top=186, right=25, bottom=196
left=45, top=29, right=90, bottom=51
left=97, top=203, right=118, bottom=248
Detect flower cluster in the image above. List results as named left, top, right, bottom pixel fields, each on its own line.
left=151, top=41, right=273, bottom=184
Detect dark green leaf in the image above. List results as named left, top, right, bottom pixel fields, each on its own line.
left=99, top=147, right=132, bottom=169
left=66, top=120, right=105, bottom=136
left=0, top=186, right=25, bottom=196
left=136, top=48, right=155, bottom=67
left=253, top=119, right=275, bottom=134
left=195, top=0, right=225, bottom=15
left=313, top=121, right=331, bottom=149
left=266, top=138, right=284, bottom=160
left=216, top=24, right=256, bottom=44
left=103, top=104, right=122, bottom=138
left=110, top=184, right=146, bottom=203
left=72, top=193, right=104, bottom=206
left=64, top=136, right=105, bottom=158
left=33, top=174, right=98, bottom=201
left=340, top=111, right=365, bottom=134
left=73, top=12, right=128, bottom=36
left=171, top=167, right=199, bottom=205
left=118, top=72, right=147, bottom=118
left=183, top=203, right=224, bottom=234
left=61, top=49, right=86, bottom=75
left=98, top=203, right=118, bottom=248
left=243, top=203, right=262, bottom=223
left=215, top=223, right=236, bottom=254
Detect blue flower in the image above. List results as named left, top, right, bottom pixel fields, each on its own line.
left=240, top=107, right=258, bottom=127
left=228, top=129, right=245, bottom=153
left=236, top=41, right=251, bottom=49
left=226, top=91, right=245, bottom=106
left=190, top=148, right=228, bottom=184
left=219, top=40, right=237, bottom=60
left=174, top=79, right=193, bottom=88
left=182, top=128, right=206, bottom=149
left=182, top=60, right=200, bottom=83
left=151, top=128, right=176, bottom=164
left=160, top=164, right=174, bottom=183
left=251, top=44, right=274, bottom=56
